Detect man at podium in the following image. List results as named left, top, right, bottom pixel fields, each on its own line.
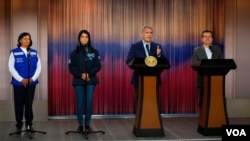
left=191, top=30, right=224, bottom=109
left=126, top=25, right=166, bottom=111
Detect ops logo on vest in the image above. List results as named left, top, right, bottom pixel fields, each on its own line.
left=222, top=125, right=250, bottom=141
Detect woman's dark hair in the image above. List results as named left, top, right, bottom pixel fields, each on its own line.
left=201, top=30, right=214, bottom=38
left=76, top=29, right=94, bottom=53
left=17, top=32, right=33, bottom=48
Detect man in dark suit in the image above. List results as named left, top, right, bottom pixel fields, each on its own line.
left=192, top=30, right=224, bottom=109
left=126, top=25, right=166, bottom=111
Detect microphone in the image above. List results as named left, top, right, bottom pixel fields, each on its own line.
left=27, top=47, right=31, bottom=56
left=84, top=46, right=89, bottom=61
left=209, top=45, right=214, bottom=59
left=27, top=48, right=31, bottom=64
left=209, top=45, right=214, bottom=53
left=85, top=46, right=89, bottom=53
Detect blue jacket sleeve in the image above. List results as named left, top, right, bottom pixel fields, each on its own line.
left=126, top=44, right=136, bottom=67
left=68, top=52, right=82, bottom=78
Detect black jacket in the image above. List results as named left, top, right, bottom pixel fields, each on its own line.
left=68, top=47, right=101, bottom=85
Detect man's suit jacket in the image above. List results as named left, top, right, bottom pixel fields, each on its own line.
left=191, top=44, right=224, bottom=87
left=126, top=41, right=165, bottom=86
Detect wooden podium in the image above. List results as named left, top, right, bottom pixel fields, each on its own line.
left=129, top=57, right=170, bottom=137
left=193, top=59, right=237, bottom=136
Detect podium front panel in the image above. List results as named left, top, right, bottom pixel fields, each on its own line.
left=141, top=76, right=160, bottom=128
left=198, top=75, right=228, bottom=135
left=133, top=75, right=164, bottom=137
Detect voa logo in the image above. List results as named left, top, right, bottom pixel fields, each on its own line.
left=226, top=128, right=247, bottom=136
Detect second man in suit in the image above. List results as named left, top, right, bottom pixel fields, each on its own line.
left=192, top=30, right=224, bottom=109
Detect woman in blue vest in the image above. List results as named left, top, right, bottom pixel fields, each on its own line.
left=68, top=30, right=101, bottom=132
left=8, top=32, right=41, bottom=132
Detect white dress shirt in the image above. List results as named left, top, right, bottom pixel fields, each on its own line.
left=204, top=46, right=212, bottom=59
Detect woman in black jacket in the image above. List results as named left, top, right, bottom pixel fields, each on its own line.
left=68, top=29, right=101, bottom=132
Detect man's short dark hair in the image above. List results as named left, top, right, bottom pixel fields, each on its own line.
left=201, top=30, right=213, bottom=38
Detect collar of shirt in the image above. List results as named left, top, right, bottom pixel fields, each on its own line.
left=142, top=40, right=151, bottom=48
left=20, top=47, right=28, bottom=57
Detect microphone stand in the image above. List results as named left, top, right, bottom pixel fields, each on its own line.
left=66, top=46, right=105, bottom=139
left=9, top=48, right=46, bottom=139
left=209, top=45, right=214, bottom=59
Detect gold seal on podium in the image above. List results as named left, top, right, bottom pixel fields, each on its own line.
left=145, top=56, right=157, bottom=67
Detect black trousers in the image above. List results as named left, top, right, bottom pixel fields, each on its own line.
left=13, top=85, right=36, bottom=129
left=133, top=86, right=138, bottom=113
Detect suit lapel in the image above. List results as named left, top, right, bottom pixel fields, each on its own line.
left=199, top=46, right=208, bottom=59
left=139, top=41, right=147, bottom=56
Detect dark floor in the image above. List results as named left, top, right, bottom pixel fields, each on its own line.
left=1, top=115, right=250, bottom=141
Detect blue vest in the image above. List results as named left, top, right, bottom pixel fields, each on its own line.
left=11, top=47, right=39, bottom=86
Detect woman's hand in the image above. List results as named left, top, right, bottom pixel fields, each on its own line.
left=81, top=73, right=90, bottom=81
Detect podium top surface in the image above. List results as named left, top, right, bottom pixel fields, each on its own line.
left=197, top=59, right=236, bottom=68
left=128, top=57, right=170, bottom=76
left=192, top=59, right=237, bottom=75
left=129, top=57, right=170, bottom=69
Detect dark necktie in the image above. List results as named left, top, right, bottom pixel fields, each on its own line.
left=146, top=44, right=150, bottom=54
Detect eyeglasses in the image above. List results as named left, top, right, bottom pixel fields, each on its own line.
left=202, top=36, right=212, bottom=38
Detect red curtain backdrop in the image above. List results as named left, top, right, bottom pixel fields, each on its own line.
left=48, top=0, right=225, bottom=116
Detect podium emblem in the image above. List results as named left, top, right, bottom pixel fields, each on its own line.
left=145, top=56, right=157, bottom=67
